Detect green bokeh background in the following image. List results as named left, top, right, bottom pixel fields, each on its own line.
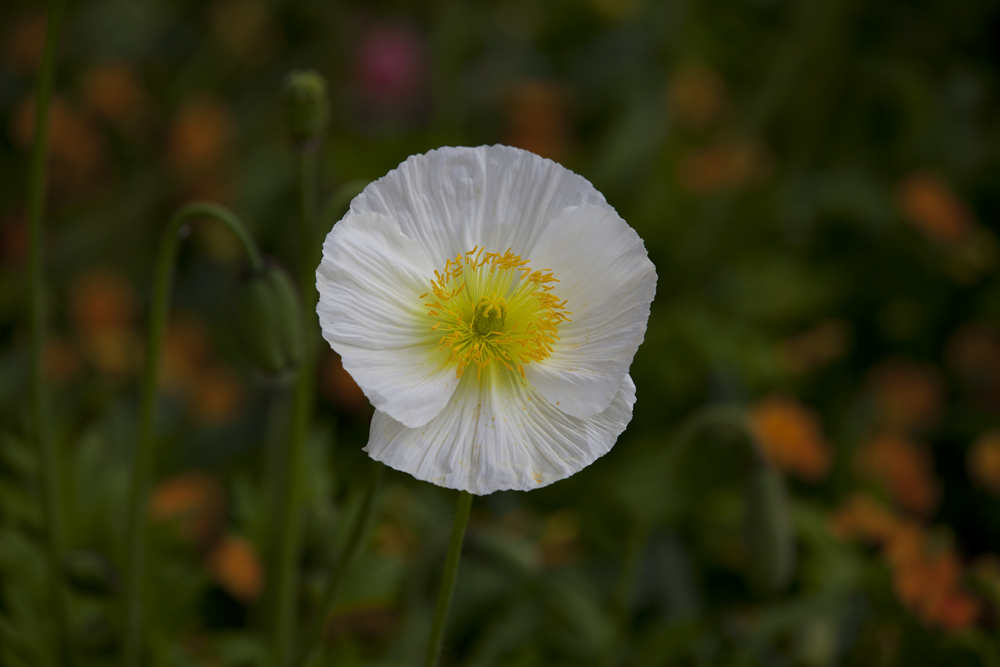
left=4, top=0, right=1000, bottom=665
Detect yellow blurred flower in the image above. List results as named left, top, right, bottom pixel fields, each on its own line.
left=749, top=394, right=831, bottom=481
left=206, top=534, right=265, bottom=603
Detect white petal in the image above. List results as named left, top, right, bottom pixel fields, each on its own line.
left=523, top=205, right=657, bottom=420
left=366, top=372, right=637, bottom=495
left=316, top=212, right=459, bottom=428
left=349, top=145, right=616, bottom=265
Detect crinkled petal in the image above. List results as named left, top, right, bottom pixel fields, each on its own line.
left=349, top=145, right=616, bottom=264
left=366, top=371, right=637, bottom=495
left=316, top=212, right=459, bottom=428
left=523, top=205, right=656, bottom=419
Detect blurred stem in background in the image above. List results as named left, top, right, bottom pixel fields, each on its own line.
left=25, top=0, right=72, bottom=663
left=123, top=204, right=263, bottom=667
left=603, top=405, right=795, bottom=666
left=294, top=461, right=385, bottom=666
left=425, top=491, right=474, bottom=667
left=270, top=70, right=329, bottom=666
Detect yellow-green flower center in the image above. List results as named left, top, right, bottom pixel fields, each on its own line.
left=421, top=247, right=570, bottom=380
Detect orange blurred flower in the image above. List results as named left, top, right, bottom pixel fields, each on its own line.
left=3, top=10, right=47, bottom=73
left=504, top=81, right=572, bottom=162
left=677, top=139, right=772, bottom=194
left=167, top=97, right=233, bottom=172
left=968, top=432, right=1000, bottom=497
left=43, top=337, right=81, bottom=385
left=538, top=510, right=581, bottom=568
left=829, top=494, right=980, bottom=631
left=0, top=214, right=28, bottom=268
left=160, top=315, right=213, bottom=395
left=70, top=267, right=137, bottom=334
left=69, top=267, right=142, bottom=378
left=12, top=95, right=108, bottom=198
left=191, top=365, right=244, bottom=425
left=749, top=394, right=831, bottom=481
left=828, top=493, right=898, bottom=543
left=149, top=471, right=226, bottom=548
left=897, top=171, right=974, bottom=244
left=158, top=314, right=245, bottom=424
left=946, top=324, right=1000, bottom=408
left=320, top=350, right=369, bottom=414
left=866, top=359, right=943, bottom=432
left=667, top=64, right=729, bottom=131
left=777, top=320, right=850, bottom=374
left=326, top=606, right=400, bottom=642
left=81, top=62, right=153, bottom=138
left=206, top=534, right=265, bottom=603
left=856, top=432, right=940, bottom=516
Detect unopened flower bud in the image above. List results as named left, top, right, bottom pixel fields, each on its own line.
left=283, top=70, right=329, bottom=148
left=743, top=460, right=795, bottom=594
left=231, top=262, right=303, bottom=378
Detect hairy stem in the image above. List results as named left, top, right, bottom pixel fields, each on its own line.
left=270, top=144, right=322, bottom=666
left=26, top=1, right=72, bottom=663
left=424, top=490, right=474, bottom=667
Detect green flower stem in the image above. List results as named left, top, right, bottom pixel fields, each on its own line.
left=294, top=148, right=321, bottom=302
left=26, top=0, right=70, bottom=662
left=123, top=203, right=262, bottom=667
left=270, top=144, right=322, bottom=667
left=293, top=461, right=385, bottom=667
left=425, top=490, right=474, bottom=667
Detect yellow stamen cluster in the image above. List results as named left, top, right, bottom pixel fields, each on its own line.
left=421, top=246, right=570, bottom=380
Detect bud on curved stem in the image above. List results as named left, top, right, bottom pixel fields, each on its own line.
left=231, top=262, right=304, bottom=380
left=665, top=404, right=796, bottom=594
left=284, top=70, right=330, bottom=150
left=123, top=202, right=263, bottom=666
left=743, top=459, right=795, bottom=594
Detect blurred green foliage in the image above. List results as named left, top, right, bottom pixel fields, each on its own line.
left=5, top=0, right=1000, bottom=665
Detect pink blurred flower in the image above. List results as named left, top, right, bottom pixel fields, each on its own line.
left=356, top=24, right=426, bottom=110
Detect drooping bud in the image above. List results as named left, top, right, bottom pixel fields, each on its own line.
left=283, top=69, right=329, bottom=148
left=230, top=261, right=303, bottom=379
left=743, top=459, right=795, bottom=594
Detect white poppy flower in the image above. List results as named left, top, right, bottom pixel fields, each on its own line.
left=316, top=145, right=657, bottom=495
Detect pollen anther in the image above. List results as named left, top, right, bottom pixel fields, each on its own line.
left=424, top=248, right=570, bottom=380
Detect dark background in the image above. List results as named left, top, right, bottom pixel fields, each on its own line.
left=4, top=0, right=1000, bottom=665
